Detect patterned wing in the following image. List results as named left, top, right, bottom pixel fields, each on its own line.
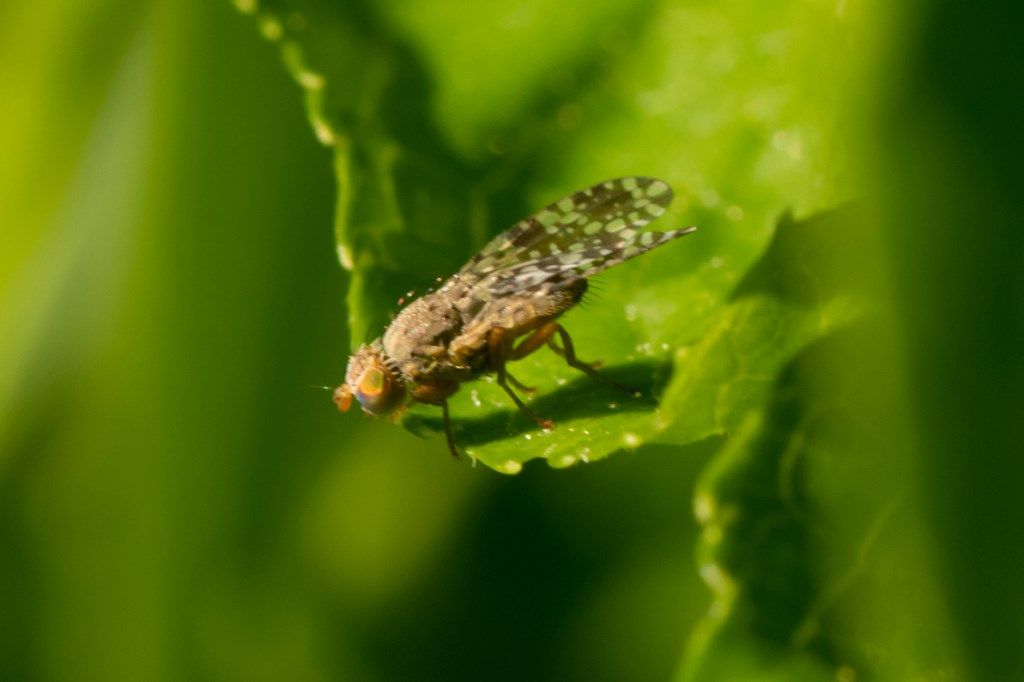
left=460, top=177, right=695, bottom=298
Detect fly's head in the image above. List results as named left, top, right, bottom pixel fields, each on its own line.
left=334, top=342, right=407, bottom=420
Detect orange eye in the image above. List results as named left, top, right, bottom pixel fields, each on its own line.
left=351, top=365, right=406, bottom=417
left=358, top=368, right=386, bottom=397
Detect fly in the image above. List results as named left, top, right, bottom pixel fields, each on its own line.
left=333, top=177, right=696, bottom=458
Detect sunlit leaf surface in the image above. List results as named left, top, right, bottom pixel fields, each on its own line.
left=242, top=0, right=856, bottom=471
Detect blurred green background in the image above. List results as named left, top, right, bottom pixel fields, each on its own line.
left=1, top=1, right=1021, bottom=680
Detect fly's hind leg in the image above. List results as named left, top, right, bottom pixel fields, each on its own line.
left=489, top=327, right=553, bottom=430
left=548, top=323, right=639, bottom=396
left=502, top=321, right=563, bottom=394
left=505, top=373, right=537, bottom=395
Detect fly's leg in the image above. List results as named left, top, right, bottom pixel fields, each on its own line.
left=440, top=400, right=460, bottom=459
left=548, top=323, right=639, bottom=396
left=509, top=321, right=560, bottom=360
left=489, top=328, right=553, bottom=430
left=502, top=323, right=562, bottom=393
left=412, top=381, right=463, bottom=459
left=506, top=373, right=537, bottom=395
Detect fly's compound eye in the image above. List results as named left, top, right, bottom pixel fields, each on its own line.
left=358, top=368, right=386, bottom=398
left=354, top=366, right=406, bottom=416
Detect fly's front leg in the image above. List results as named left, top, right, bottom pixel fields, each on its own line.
left=488, top=327, right=553, bottom=430
left=412, top=380, right=462, bottom=459
left=548, top=324, right=639, bottom=396
left=439, top=400, right=459, bottom=459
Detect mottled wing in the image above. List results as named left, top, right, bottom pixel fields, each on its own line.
left=460, top=177, right=695, bottom=298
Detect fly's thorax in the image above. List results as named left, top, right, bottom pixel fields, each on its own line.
left=382, top=293, right=463, bottom=364
left=336, top=341, right=407, bottom=417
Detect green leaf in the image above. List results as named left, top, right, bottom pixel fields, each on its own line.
left=238, top=0, right=860, bottom=472
left=682, top=319, right=963, bottom=681
left=658, top=208, right=865, bottom=446
left=675, top=208, right=962, bottom=680
left=683, top=338, right=845, bottom=682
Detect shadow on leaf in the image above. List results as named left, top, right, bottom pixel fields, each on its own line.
left=731, top=205, right=867, bottom=305
left=404, top=359, right=671, bottom=446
